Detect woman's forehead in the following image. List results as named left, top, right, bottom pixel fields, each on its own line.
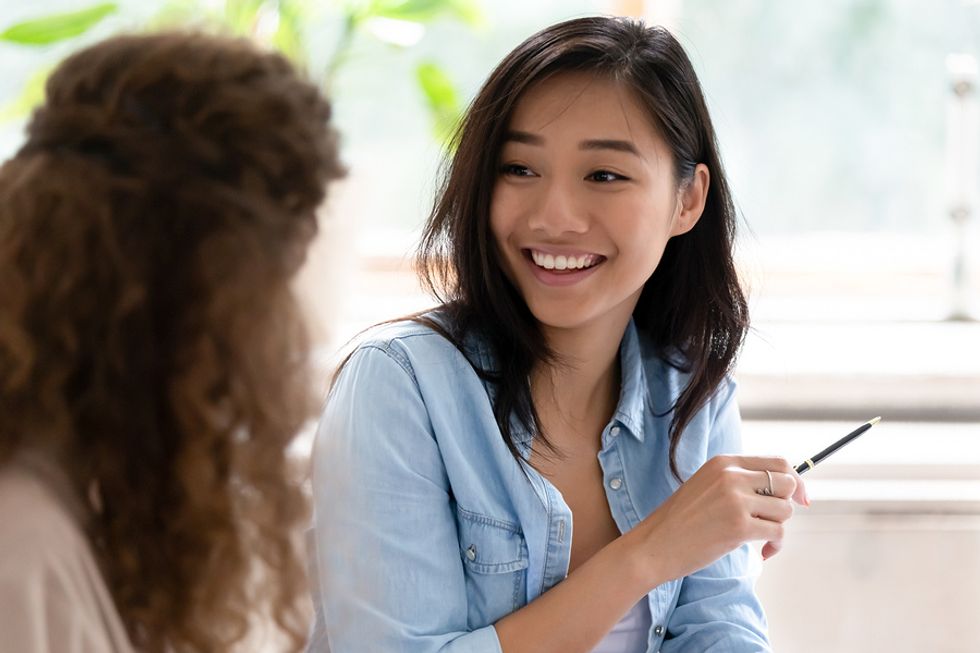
left=504, top=71, right=666, bottom=157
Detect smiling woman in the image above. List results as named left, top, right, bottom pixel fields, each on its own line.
left=309, top=16, right=805, bottom=653
left=491, top=72, right=708, bottom=334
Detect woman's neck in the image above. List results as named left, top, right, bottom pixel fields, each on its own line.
left=532, top=314, right=631, bottom=436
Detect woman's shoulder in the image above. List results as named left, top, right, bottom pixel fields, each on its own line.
left=354, top=316, right=448, bottom=350
left=346, top=311, right=486, bottom=377
left=0, top=459, right=133, bottom=651
left=0, top=458, right=85, bottom=560
left=0, top=456, right=105, bottom=603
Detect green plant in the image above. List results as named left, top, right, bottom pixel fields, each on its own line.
left=1, top=0, right=480, bottom=145
left=0, top=3, right=120, bottom=120
left=0, top=3, right=118, bottom=45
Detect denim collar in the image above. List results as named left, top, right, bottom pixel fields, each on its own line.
left=611, top=320, right=648, bottom=443
left=465, top=318, right=650, bottom=446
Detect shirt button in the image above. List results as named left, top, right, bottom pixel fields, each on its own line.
left=654, top=625, right=664, bottom=636
left=609, top=477, right=623, bottom=490
left=610, top=426, right=621, bottom=437
left=465, top=545, right=477, bottom=561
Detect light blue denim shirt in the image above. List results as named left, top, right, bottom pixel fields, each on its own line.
left=308, top=316, right=770, bottom=653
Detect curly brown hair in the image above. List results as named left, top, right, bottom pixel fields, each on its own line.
left=0, top=32, right=344, bottom=651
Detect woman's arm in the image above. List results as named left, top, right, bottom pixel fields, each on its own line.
left=312, top=348, right=802, bottom=653
left=493, top=532, right=657, bottom=652
left=656, top=380, right=804, bottom=651
left=310, top=344, right=499, bottom=652
left=496, top=381, right=804, bottom=653
left=494, top=452, right=800, bottom=653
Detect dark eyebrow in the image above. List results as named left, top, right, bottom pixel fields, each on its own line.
left=503, top=130, right=543, bottom=145
left=580, top=139, right=640, bottom=156
left=503, top=131, right=640, bottom=157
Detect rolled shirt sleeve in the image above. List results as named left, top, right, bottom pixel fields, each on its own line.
left=661, top=379, right=771, bottom=653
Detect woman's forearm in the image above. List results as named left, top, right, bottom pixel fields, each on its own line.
left=493, top=534, right=662, bottom=653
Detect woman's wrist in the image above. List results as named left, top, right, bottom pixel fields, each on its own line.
left=497, top=526, right=666, bottom=653
left=615, top=516, right=674, bottom=594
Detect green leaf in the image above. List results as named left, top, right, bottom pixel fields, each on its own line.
left=0, top=3, right=118, bottom=45
left=146, top=0, right=209, bottom=30
left=368, top=0, right=482, bottom=26
left=0, top=66, right=51, bottom=123
left=223, top=0, right=266, bottom=35
left=271, top=1, right=311, bottom=67
left=444, top=0, right=483, bottom=26
left=416, top=60, right=462, bottom=145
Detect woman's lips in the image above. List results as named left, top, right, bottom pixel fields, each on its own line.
left=521, top=248, right=605, bottom=286
left=528, top=248, right=602, bottom=271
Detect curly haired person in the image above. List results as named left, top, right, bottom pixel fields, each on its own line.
left=0, top=32, right=343, bottom=652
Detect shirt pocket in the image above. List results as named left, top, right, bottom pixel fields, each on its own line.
left=456, top=505, right=529, bottom=629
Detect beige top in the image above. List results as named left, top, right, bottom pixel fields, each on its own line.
left=0, top=453, right=133, bottom=653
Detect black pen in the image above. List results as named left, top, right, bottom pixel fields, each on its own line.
left=794, top=416, right=882, bottom=475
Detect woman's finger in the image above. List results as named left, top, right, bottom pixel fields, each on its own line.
left=761, top=539, right=782, bottom=561
left=726, top=455, right=792, bottom=472
left=754, top=519, right=786, bottom=561
left=738, top=458, right=808, bottom=506
left=751, top=470, right=798, bottom=501
left=791, top=468, right=810, bottom=506
left=749, top=494, right=794, bottom=523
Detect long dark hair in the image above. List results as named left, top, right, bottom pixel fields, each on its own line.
left=418, top=16, right=747, bottom=479
left=0, top=32, right=343, bottom=651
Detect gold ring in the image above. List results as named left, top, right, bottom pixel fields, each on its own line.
left=755, top=469, right=775, bottom=496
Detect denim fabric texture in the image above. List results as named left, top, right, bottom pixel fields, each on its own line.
left=308, top=315, right=770, bottom=653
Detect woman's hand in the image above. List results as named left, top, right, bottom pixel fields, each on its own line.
left=624, top=455, right=809, bottom=587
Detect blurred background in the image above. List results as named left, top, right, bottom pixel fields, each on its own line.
left=2, top=1, right=978, bottom=651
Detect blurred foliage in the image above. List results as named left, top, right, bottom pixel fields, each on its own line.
left=0, top=3, right=120, bottom=119
left=0, top=68, right=51, bottom=123
left=152, top=0, right=484, bottom=142
left=416, top=60, right=461, bottom=145
left=0, top=0, right=482, bottom=146
left=0, top=3, right=118, bottom=45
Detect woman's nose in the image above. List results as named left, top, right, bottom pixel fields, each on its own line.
left=526, top=178, right=589, bottom=236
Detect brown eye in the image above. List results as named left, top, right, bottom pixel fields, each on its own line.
left=586, top=170, right=627, bottom=183
left=500, top=164, right=535, bottom=177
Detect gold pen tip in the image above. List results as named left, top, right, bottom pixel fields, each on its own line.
left=868, top=416, right=882, bottom=426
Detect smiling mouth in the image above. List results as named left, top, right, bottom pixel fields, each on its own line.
left=524, top=249, right=605, bottom=272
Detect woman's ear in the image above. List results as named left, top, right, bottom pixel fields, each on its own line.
left=670, top=163, right=710, bottom=237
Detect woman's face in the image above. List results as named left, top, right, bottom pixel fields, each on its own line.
left=490, top=71, right=708, bottom=336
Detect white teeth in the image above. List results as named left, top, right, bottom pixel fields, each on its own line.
left=529, top=249, right=598, bottom=271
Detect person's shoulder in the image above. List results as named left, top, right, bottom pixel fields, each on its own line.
left=348, top=311, right=479, bottom=375
left=0, top=461, right=134, bottom=651
left=0, top=462, right=95, bottom=597
left=356, top=317, right=447, bottom=350
left=0, top=464, right=85, bottom=564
